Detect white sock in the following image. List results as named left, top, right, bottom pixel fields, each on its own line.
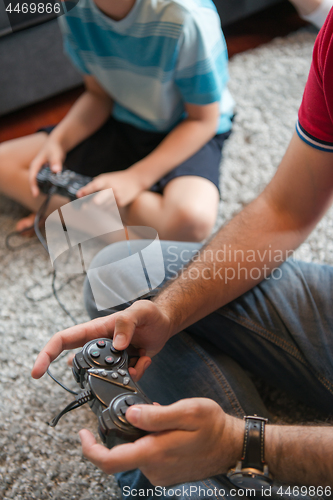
left=301, top=0, right=333, bottom=29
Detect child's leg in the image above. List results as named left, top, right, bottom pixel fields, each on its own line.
left=124, top=176, right=219, bottom=242
left=0, top=133, right=69, bottom=230
left=0, top=133, right=49, bottom=212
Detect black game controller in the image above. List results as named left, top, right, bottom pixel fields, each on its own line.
left=49, top=338, right=152, bottom=449
left=36, top=164, right=92, bottom=200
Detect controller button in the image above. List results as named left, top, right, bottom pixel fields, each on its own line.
left=111, top=372, right=118, bottom=379
left=91, top=350, right=100, bottom=359
left=123, top=377, right=130, bottom=385
left=119, top=406, right=128, bottom=416
left=105, top=356, right=114, bottom=365
left=101, top=370, right=107, bottom=377
left=97, top=340, right=106, bottom=348
left=110, top=344, right=120, bottom=353
left=125, top=396, right=137, bottom=406
left=117, top=369, right=126, bottom=376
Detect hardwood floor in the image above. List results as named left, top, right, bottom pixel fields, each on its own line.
left=0, top=0, right=307, bottom=143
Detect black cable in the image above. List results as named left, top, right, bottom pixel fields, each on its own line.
left=52, top=269, right=78, bottom=326
left=47, top=367, right=79, bottom=395
left=6, top=189, right=80, bottom=384
left=48, top=401, right=81, bottom=427
left=24, top=273, right=78, bottom=303
left=34, top=187, right=57, bottom=253
left=5, top=190, right=54, bottom=252
left=48, top=390, right=93, bottom=427
left=5, top=222, right=39, bottom=251
left=6, top=189, right=80, bottom=327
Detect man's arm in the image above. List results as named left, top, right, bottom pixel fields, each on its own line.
left=266, top=422, right=333, bottom=487
left=153, top=132, right=333, bottom=335
left=30, top=131, right=333, bottom=365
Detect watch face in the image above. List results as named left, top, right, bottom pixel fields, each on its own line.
left=228, top=471, right=272, bottom=491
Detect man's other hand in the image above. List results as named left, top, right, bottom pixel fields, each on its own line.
left=79, top=398, right=244, bottom=486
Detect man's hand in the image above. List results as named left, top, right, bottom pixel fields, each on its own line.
left=79, top=398, right=244, bottom=486
left=31, top=300, right=172, bottom=381
left=29, top=138, right=66, bottom=197
left=77, top=169, right=146, bottom=207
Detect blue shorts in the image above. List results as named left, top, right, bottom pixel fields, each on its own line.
left=39, top=116, right=231, bottom=195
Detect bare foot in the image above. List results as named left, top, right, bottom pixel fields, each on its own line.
left=15, top=213, right=36, bottom=236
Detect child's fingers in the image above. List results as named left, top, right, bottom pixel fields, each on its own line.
left=77, top=178, right=104, bottom=197
left=49, top=144, right=64, bottom=173
left=49, top=160, right=63, bottom=173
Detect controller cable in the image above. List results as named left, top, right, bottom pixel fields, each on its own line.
left=46, top=366, right=79, bottom=395
left=48, top=390, right=93, bottom=427
left=5, top=189, right=80, bottom=327
left=32, top=194, right=93, bottom=417
left=5, top=189, right=82, bottom=398
left=5, top=189, right=55, bottom=251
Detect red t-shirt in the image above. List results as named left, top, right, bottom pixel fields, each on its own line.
left=297, top=8, right=333, bottom=151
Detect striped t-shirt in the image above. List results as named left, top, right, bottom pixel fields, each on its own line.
left=59, top=0, right=234, bottom=133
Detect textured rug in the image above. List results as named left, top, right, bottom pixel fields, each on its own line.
left=1, top=27, right=331, bottom=500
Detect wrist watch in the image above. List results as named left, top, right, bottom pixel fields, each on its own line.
left=227, top=415, right=273, bottom=490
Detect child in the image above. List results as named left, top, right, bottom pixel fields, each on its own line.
left=0, top=0, right=234, bottom=242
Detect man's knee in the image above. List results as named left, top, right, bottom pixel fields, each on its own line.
left=83, top=241, right=130, bottom=318
left=83, top=240, right=201, bottom=318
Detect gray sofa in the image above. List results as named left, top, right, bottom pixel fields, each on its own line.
left=0, top=0, right=282, bottom=116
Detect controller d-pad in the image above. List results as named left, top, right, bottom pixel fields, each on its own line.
left=125, top=396, right=137, bottom=406
left=114, top=394, right=148, bottom=424
left=120, top=405, right=128, bottom=416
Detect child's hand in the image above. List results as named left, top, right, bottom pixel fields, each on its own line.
left=29, top=138, right=66, bottom=197
left=77, top=170, right=146, bottom=207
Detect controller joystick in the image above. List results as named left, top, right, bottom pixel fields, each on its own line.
left=49, top=338, right=152, bottom=448
left=36, top=164, right=92, bottom=200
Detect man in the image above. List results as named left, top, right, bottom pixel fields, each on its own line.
left=32, top=8, right=333, bottom=499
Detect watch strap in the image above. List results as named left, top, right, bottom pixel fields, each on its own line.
left=241, top=415, right=268, bottom=471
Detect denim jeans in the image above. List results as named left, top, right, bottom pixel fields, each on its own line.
left=84, top=241, right=333, bottom=500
